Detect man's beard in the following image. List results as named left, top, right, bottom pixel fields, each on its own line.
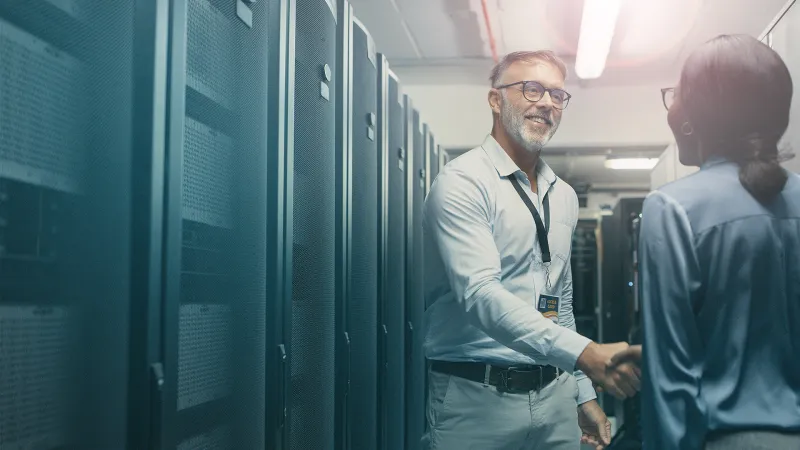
left=500, top=94, right=559, bottom=154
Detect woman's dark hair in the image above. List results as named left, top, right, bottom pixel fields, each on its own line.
left=678, top=34, right=793, bottom=204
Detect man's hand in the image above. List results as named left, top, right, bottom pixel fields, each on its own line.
left=578, top=400, right=612, bottom=450
left=611, top=344, right=642, bottom=366
left=576, top=342, right=640, bottom=399
left=594, top=345, right=643, bottom=395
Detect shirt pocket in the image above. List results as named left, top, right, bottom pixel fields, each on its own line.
left=547, top=221, right=574, bottom=263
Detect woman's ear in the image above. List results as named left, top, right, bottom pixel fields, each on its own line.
left=668, top=100, right=703, bottom=167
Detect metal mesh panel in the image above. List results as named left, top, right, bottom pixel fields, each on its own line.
left=290, top=0, right=337, bottom=448
left=405, top=109, right=427, bottom=448
left=177, top=0, right=269, bottom=447
left=349, top=21, right=379, bottom=450
left=0, top=1, right=133, bottom=449
left=385, top=76, right=406, bottom=450
left=0, top=20, right=84, bottom=193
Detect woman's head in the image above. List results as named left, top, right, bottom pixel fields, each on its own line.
left=667, top=34, right=793, bottom=203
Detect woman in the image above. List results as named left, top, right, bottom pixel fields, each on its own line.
left=633, top=34, right=800, bottom=450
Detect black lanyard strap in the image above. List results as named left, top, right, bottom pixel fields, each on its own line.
left=508, top=175, right=551, bottom=263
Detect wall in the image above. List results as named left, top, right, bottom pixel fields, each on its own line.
left=768, top=1, right=800, bottom=174
left=650, top=142, right=699, bottom=190
left=401, top=83, right=674, bottom=149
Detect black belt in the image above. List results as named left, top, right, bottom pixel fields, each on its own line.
left=431, top=361, right=561, bottom=393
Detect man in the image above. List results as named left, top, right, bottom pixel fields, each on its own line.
left=421, top=50, right=640, bottom=450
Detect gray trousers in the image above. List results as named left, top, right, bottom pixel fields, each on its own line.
left=421, top=368, right=582, bottom=450
left=705, top=430, right=800, bottom=450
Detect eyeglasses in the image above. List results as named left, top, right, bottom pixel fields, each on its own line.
left=661, top=87, right=675, bottom=111
left=495, top=80, right=571, bottom=110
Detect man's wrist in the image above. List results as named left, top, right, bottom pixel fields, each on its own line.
left=576, top=377, right=598, bottom=405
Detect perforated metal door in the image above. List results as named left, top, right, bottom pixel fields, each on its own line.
left=405, top=107, right=427, bottom=449
left=289, top=0, right=338, bottom=448
left=349, top=19, right=380, bottom=450
left=383, top=75, right=406, bottom=450
left=0, top=1, right=145, bottom=449
left=169, top=0, right=270, bottom=448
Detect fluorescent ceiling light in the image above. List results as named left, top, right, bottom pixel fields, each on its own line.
left=605, top=158, right=659, bottom=170
left=575, top=0, right=622, bottom=79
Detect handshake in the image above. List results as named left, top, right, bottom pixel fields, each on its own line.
left=576, top=342, right=643, bottom=399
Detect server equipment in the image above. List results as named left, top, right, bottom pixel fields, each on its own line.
left=425, top=127, right=439, bottom=191
left=440, top=149, right=451, bottom=168
left=597, top=197, right=644, bottom=416
left=572, top=219, right=601, bottom=342
left=405, top=103, right=427, bottom=450
left=345, top=13, right=380, bottom=450
left=160, top=0, right=281, bottom=448
left=0, top=1, right=169, bottom=449
left=284, top=0, right=340, bottom=448
left=377, top=64, right=407, bottom=450
left=607, top=214, right=643, bottom=450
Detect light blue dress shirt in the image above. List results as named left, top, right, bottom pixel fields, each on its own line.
left=639, top=157, right=800, bottom=449
left=422, top=135, right=596, bottom=405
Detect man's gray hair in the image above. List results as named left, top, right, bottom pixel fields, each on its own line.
left=489, top=50, right=568, bottom=88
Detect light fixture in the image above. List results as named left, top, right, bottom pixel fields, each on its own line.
left=604, top=158, right=659, bottom=170
left=575, top=0, right=623, bottom=79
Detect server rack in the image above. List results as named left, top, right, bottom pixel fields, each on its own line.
left=377, top=68, right=407, bottom=450
left=160, top=0, right=279, bottom=448
left=425, top=127, right=439, bottom=192
left=572, top=219, right=600, bottom=342
left=607, top=214, right=643, bottom=450
left=404, top=104, right=427, bottom=450
left=440, top=148, right=450, bottom=168
left=345, top=13, right=380, bottom=450
left=376, top=53, right=390, bottom=450
left=284, top=0, right=340, bottom=448
left=335, top=2, right=352, bottom=449
left=598, top=197, right=644, bottom=416
left=0, top=1, right=164, bottom=449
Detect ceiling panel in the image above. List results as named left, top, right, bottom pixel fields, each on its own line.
left=675, top=0, right=787, bottom=63
left=350, top=0, right=421, bottom=60
left=398, top=0, right=481, bottom=58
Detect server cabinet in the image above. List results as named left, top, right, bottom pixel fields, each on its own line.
left=440, top=149, right=450, bottom=168
left=598, top=197, right=644, bottom=416
left=572, top=220, right=600, bottom=342
left=284, top=0, right=340, bottom=448
left=377, top=67, right=407, bottom=450
left=425, top=127, right=439, bottom=192
left=160, top=0, right=278, bottom=448
left=346, top=14, right=380, bottom=450
left=0, top=2, right=164, bottom=449
left=405, top=105, right=427, bottom=450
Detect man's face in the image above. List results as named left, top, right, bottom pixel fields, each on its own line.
left=493, top=61, right=565, bottom=154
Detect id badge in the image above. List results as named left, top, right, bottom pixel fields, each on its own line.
left=537, top=294, right=560, bottom=323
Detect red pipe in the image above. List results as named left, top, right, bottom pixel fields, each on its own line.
left=480, top=0, right=500, bottom=63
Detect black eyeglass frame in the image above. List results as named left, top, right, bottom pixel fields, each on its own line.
left=661, top=87, right=675, bottom=111
left=495, top=80, right=572, bottom=110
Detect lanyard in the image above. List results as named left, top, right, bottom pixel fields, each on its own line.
left=508, top=175, right=552, bottom=286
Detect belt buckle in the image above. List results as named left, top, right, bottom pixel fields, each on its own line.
left=499, top=366, right=532, bottom=393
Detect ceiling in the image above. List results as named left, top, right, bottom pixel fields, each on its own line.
left=348, top=0, right=787, bottom=87
left=348, top=0, right=789, bottom=191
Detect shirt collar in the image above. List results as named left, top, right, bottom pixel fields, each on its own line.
left=701, top=155, right=730, bottom=170
left=480, top=134, right=558, bottom=186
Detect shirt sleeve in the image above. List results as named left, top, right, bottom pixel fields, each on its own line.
left=424, top=169, right=591, bottom=373
left=639, top=191, right=706, bottom=450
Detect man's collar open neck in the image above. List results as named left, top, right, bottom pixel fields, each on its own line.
left=491, top=127, right=539, bottom=177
